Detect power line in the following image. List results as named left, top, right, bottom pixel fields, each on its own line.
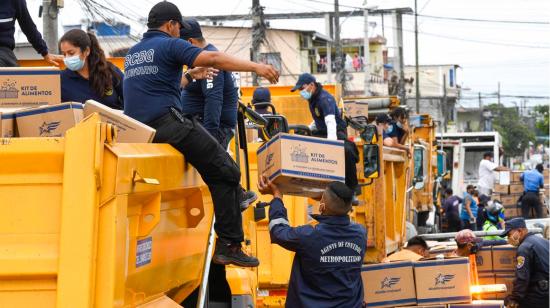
left=414, top=13, right=550, bottom=25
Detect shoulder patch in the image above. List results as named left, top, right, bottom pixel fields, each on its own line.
left=314, top=107, right=321, bottom=117
left=516, top=256, right=525, bottom=269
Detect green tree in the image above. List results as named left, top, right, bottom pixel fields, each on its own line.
left=534, top=104, right=549, bottom=135
left=487, top=104, right=536, bottom=158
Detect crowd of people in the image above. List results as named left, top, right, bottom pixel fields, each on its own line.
left=1, top=1, right=548, bottom=307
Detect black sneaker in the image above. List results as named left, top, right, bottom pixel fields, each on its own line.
left=212, top=241, right=260, bottom=267
left=240, top=190, right=258, bottom=211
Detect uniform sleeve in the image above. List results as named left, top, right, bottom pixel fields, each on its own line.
left=201, top=72, right=224, bottom=134
left=268, top=197, right=314, bottom=252
left=170, top=39, right=203, bottom=67
left=15, top=0, right=48, bottom=56
left=112, top=66, right=124, bottom=110
left=507, top=244, right=532, bottom=303
left=319, top=95, right=337, bottom=117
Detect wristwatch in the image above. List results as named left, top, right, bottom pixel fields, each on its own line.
left=184, top=71, right=193, bottom=83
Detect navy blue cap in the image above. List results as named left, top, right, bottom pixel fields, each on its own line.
left=502, top=218, right=527, bottom=236
left=148, top=1, right=190, bottom=29
left=290, top=73, right=316, bottom=92
left=375, top=114, right=391, bottom=124
left=180, top=18, right=203, bottom=40
left=252, top=87, right=271, bottom=104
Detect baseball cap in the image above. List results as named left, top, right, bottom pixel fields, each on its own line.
left=290, top=73, right=316, bottom=92
left=455, top=229, right=482, bottom=245
left=466, top=184, right=476, bottom=190
left=147, top=1, right=190, bottom=29
left=375, top=114, right=392, bottom=124
left=502, top=217, right=527, bottom=236
left=252, top=87, right=271, bottom=104
left=180, top=18, right=203, bottom=40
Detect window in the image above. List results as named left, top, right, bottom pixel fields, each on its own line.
left=259, top=53, right=282, bottom=73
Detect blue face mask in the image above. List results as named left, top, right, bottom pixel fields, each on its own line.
left=64, top=55, right=85, bottom=71
left=300, top=89, right=312, bottom=100
left=385, top=125, right=393, bottom=134
left=396, top=121, right=403, bottom=128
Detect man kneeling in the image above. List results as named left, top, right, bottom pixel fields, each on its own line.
left=258, top=176, right=366, bottom=308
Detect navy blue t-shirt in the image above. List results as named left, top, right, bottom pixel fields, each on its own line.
left=61, top=65, right=124, bottom=109
left=385, top=122, right=405, bottom=141
left=123, top=30, right=203, bottom=123
left=308, top=84, right=346, bottom=134
left=181, top=43, right=238, bottom=133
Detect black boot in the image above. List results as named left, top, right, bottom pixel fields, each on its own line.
left=212, top=240, right=260, bottom=267
left=240, top=189, right=258, bottom=212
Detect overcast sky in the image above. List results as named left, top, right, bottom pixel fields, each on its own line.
left=21, top=0, right=550, bottom=107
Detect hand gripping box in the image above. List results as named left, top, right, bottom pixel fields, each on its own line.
left=413, top=257, right=472, bottom=305
left=362, top=261, right=417, bottom=307
left=0, top=67, right=60, bottom=107
left=15, top=102, right=83, bottom=137
left=257, top=133, right=345, bottom=198
left=84, top=100, right=156, bottom=143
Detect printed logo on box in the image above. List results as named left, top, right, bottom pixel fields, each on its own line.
left=476, top=255, right=484, bottom=265
left=381, top=277, right=400, bottom=289
left=433, top=273, right=455, bottom=287
left=0, top=79, right=18, bottom=98
left=39, top=121, right=61, bottom=136
left=136, top=237, right=152, bottom=267
left=291, top=144, right=309, bottom=163
left=500, top=256, right=513, bottom=264
left=265, top=152, right=274, bottom=166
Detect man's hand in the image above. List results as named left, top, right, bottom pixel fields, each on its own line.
left=258, top=175, right=282, bottom=199
left=255, top=64, right=279, bottom=84
left=44, top=53, right=63, bottom=66
left=189, top=67, right=219, bottom=80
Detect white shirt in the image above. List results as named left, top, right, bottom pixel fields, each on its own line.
left=478, top=159, right=498, bottom=189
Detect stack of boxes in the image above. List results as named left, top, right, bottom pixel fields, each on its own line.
left=492, top=171, right=549, bottom=219
left=0, top=67, right=155, bottom=142
left=361, top=257, right=506, bottom=307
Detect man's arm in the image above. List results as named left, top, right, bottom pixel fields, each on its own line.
left=324, top=115, right=337, bottom=140
left=193, top=51, right=279, bottom=84
left=384, top=136, right=410, bottom=153
left=505, top=246, right=532, bottom=305
left=494, top=166, right=509, bottom=171
left=268, top=197, right=313, bottom=252
left=465, top=198, right=474, bottom=219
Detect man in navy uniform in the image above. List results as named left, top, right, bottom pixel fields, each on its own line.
left=291, top=73, right=359, bottom=204
left=502, top=218, right=549, bottom=308
left=124, top=1, right=278, bottom=267
left=258, top=176, right=366, bottom=308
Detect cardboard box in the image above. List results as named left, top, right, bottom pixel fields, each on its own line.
left=494, top=273, right=515, bottom=299
left=16, top=102, right=83, bottom=137
left=491, top=245, right=516, bottom=273
left=477, top=274, right=497, bottom=300
left=476, top=246, right=493, bottom=273
left=493, top=185, right=509, bottom=194
left=499, top=194, right=519, bottom=207
left=362, top=261, right=417, bottom=307
left=83, top=100, right=155, bottom=143
left=257, top=133, right=345, bottom=198
left=0, top=109, right=17, bottom=137
left=428, top=247, right=456, bottom=259
left=544, top=169, right=549, bottom=179
left=509, top=184, right=523, bottom=194
left=402, top=305, right=446, bottom=308
left=0, top=67, right=60, bottom=107
left=511, top=172, right=523, bottom=183
left=343, top=101, right=368, bottom=118
left=503, top=207, right=520, bottom=218
left=498, top=171, right=510, bottom=185
left=414, top=258, right=472, bottom=305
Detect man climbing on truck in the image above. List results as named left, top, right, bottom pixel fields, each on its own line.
left=123, top=1, right=279, bottom=267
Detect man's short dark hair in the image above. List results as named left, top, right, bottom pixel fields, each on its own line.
left=406, top=236, right=428, bottom=250
left=390, top=107, right=408, bottom=120
left=325, top=182, right=353, bottom=215
left=483, top=152, right=494, bottom=159
left=536, top=163, right=544, bottom=173
left=445, top=188, right=453, bottom=195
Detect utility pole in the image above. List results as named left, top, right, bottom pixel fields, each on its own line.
left=442, top=73, right=447, bottom=132
left=497, top=81, right=501, bottom=106
left=393, top=11, right=406, bottom=103
left=251, top=0, right=265, bottom=86
left=363, top=1, right=370, bottom=95
left=334, top=0, right=345, bottom=90
left=479, top=92, right=484, bottom=131
left=42, top=0, right=59, bottom=54
left=325, top=13, right=332, bottom=83
left=414, top=0, right=420, bottom=113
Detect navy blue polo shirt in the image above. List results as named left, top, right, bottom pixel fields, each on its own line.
left=308, top=84, right=346, bottom=134
left=181, top=43, right=238, bottom=133
left=60, top=65, right=124, bottom=109
left=123, top=30, right=203, bottom=123
left=386, top=122, right=405, bottom=141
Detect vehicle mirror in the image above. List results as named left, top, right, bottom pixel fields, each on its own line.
left=414, top=177, right=425, bottom=190
left=363, top=144, right=380, bottom=179
left=239, top=102, right=267, bottom=127
left=260, top=115, right=289, bottom=141
left=360, top=124, right=378, bottom=144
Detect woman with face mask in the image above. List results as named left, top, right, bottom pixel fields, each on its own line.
left=58, top=29, right=124, bottom=109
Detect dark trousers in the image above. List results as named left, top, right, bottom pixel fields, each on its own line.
left=445, top=217, right=461, bottom=232
left=522, top=191, right=543, bottom=219
left=148, top=109, right=244, bottom=243
left=0, top=47, right=18, bottom=67
left=217, top=127, right=235, bottom=150
left=461, top=219, right=477, bottom=231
